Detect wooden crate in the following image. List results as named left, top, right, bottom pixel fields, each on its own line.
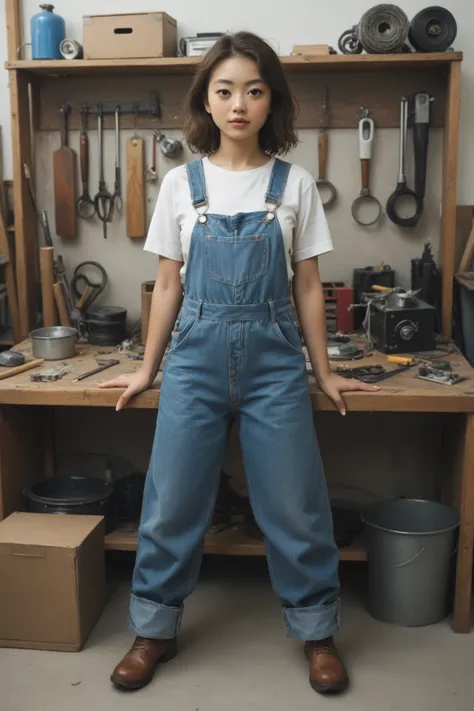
left=141, top=280, right=154, bottom=345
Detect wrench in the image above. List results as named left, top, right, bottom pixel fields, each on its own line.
left=93, top=104, right=114, bottom=239
left=76, top=106, right=95, bottom=219
left=113, top=106, right=123, bottom=209
left=145, top=132, right=158, bottom=182
left=72, top=358, right=120, bottom=382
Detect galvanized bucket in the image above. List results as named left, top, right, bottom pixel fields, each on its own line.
left=362, top=499, right=459, bottom=626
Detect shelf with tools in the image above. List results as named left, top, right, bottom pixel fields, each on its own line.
left=5, top=42, right=462, bottom=338
left=5, top=52, right=463, bottom=76
left=104, top=521, right=368, bottom=561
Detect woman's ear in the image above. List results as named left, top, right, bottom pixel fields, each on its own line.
left=204, top=92, right=211, bottom=115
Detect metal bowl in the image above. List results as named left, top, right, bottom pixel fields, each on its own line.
left=30, top=326, right=78, bottom=360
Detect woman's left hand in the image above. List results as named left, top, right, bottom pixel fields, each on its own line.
left=319, top=372, right=380, bottom=416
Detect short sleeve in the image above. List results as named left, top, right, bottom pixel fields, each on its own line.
left=143, top=172, right=183, bottom=262
left=292, top=181, right=334, bottom=263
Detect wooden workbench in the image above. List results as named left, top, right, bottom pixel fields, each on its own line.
left=0, top=339, right=473, bottom=633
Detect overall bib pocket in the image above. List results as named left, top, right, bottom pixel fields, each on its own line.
left=205, top=235, right=269, bottom=287
left=273, top=312, right=303, bottom=354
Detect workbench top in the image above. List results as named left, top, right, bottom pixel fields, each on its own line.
left=0, top=340, right=473, bottom=413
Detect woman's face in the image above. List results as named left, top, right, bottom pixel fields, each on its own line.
left=204, top=55, right=272, bottom=143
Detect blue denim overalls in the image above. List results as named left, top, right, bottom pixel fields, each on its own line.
left=130, top=158, right=340, bottom=641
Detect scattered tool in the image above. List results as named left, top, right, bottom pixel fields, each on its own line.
left=338, top=5, right=409, bottom=54
left=335, top=362, right=412, bottom=384
left=59, top=38, right=83, bottom=60
left=412, top=92, right=432, bottom=206
left=53, top=104, right=77, bottom=238
left=23, top=164, right=59, bottom=327
left=387, top=355, right=416, bottom=366
left=411, top=242, right=441, bottom=330
left=113, top=106, right=123, bottom=210
left=154, top=129, right=183, bottom=159
left=0, top=359, right=44, bottom=381
left=72, top=358, right=120, bottom=382
left=94, top=104, right=115, bottom=239
left=0, top=350, right=25, bottom=367
left=409, top=6, right=457, bottom=52
left=71, top=261, right=108, bottom=313
left=327, top=341, right=364, bottom=361
left=76, top=106, right=95, bottom=219
left=126, top=116, right=146, bottom=239
left=31, top=365, right=72, bottom=382
left=315, top=88, right=336, bottom=208
left=415, top=361, right=466, bottom=386
left=365, top=286, right=436, bottom=354
left=39, top=243, right=56, bottom=327
left=351, top=108, right=381, bottom=226
left=386, top=97, right=423, bottom=227
left=53, top=282, right=71, bottom=327
left=145, top=131, right=158, bottom=182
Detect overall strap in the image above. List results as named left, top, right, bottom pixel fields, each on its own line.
left=186, top=159, right=208, bottom=208
left=265, top=158, right=292, bottom=206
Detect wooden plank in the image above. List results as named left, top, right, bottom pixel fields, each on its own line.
left=0, top=198, right=21, bottom=343
left=37, top=70, right=447, bottom=132
left=104, top=522, right=368, bottom=560
left=39, top=246, right=56, bottom=327
left=9, top=70, right=36, bottom=338
left=458, top=223, right=474, bottom=274
left=0, top=341, right=472, bottom=412
left=441, top=61, right=462, bottom=337
left=53, top=282, right=70, bottom=326
left=126, top=137, right=146, bottom=238
left=5, top=52, right=463, bottom=76
left=141, top=281, right=154, bottom=345
left=0, top=404, right=44, bottom=520
left=455, top=205, right=474, bottom=273
left=5, top=0, right=21, bottom=63
left=452, top=413, right=474, bottom=632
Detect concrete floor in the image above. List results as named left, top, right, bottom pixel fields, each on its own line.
left=1, top=556, right=474, bottom=711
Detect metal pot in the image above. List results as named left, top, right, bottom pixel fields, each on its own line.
left=30, top=326, right=77, bottom=360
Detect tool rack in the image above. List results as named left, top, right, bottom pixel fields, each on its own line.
left=5, top=0, right=461, bottom=339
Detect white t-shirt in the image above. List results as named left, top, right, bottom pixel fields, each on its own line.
left=144, top=156, right=333, bottom=282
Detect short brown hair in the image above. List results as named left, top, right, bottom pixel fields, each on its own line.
left=183, top=31, right=298, bottom=156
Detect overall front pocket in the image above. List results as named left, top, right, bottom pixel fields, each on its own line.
left=205, top=235, right=269, bottom=287
left=273, top=312, right=304, bottom=354
left=168, top=313, right=197, bottom=353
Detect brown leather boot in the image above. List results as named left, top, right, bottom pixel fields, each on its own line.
left=304, top=637, right=348, bottom=694
left=110, top=636, right=178, bottom=691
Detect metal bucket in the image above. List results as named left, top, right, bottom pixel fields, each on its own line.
left=362, top=499, right=459, bottom=626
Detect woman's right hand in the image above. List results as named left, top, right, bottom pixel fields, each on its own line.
left=98, top=369, right=154, bottom=411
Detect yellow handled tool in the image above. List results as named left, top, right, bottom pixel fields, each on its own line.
left=372, top=284, right=392, bottom=293
left=387, top=355, right=416, bottom=366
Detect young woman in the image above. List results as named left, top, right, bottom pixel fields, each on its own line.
left=101, top=31, right=377, bottom=695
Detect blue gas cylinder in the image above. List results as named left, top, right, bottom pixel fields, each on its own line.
left=31, top=5, right=66, bottom=60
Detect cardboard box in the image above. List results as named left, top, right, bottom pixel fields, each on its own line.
left=292, top=44, right=331, bottom=56
left=0, top=512, right=105, bottom=652
left=83, top=12, right=177, bottom=60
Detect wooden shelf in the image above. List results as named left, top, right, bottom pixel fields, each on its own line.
left=5, top=52, right=463, bottom=77
left=104, top=522, right=367, bottom=561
